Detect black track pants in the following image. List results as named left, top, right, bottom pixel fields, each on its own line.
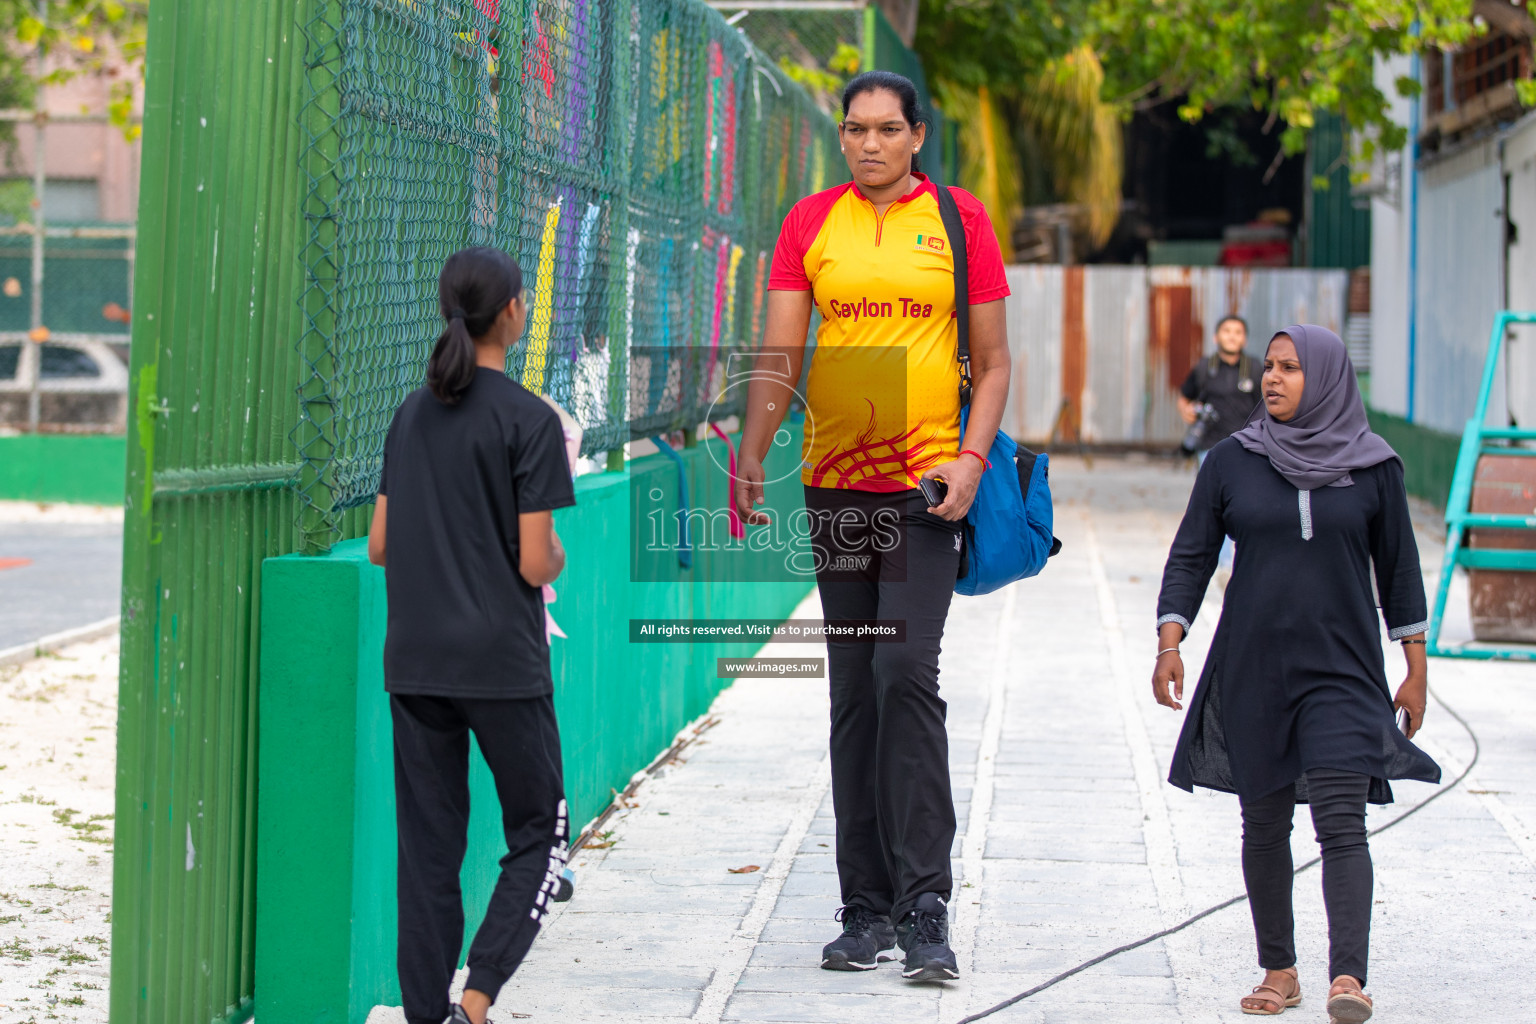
left=1240, top=767, right=1373, bottom=984
left=391, top=693, right=569, bottom=1024
left=803, top=486, right=962, bottom=923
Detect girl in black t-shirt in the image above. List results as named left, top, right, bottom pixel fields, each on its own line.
left=369, top=247, right=576, bottom=1024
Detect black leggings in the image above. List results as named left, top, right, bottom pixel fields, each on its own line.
left=804, top=486, right=963, bottom=923
left=391, top=693, right=569, bottom=1024
left=1240, top=768, right=1373, bottom=985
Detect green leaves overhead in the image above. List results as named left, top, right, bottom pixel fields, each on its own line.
left=917, top=0, right=1490, bottom=157
left=1019, top=47, right=1122, bottom=248
left=1086, top=0, right=1480, bottom=158
left=916, top=0, right=1084, bottom=91
left=1, top=1, right=149, bottom=142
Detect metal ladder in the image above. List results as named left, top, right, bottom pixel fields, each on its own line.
left=1428, top=310, right=1536, bottom=659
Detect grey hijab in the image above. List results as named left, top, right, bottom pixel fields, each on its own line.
left=1231, top=324, right=1399, bottom=489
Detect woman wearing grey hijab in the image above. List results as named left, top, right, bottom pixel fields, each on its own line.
left=1151, top=325, right=1439, bottom=1021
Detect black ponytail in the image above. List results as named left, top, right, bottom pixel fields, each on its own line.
left=841, top=70, right=928, bottom=174
left=427, top=246, right=523, bottom=405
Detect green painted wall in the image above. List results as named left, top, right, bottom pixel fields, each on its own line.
left=1368, top=408, right=1459, bottom=508
left=0, top=435, right=125, bottom=505
left=256, top=434, right=812, bottom=1024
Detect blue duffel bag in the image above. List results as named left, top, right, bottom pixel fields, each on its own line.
left=936, top=185, right=1061, bottom=596
left=954, top=405, right=1059, bottom=595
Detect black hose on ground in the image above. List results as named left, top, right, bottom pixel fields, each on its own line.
left=954, top=685, right=1482, bottom=1024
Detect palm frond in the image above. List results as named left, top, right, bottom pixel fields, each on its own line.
left=934, top=81, right=1023, bottom=260
left=1019, top=46, right=1123, bottom=249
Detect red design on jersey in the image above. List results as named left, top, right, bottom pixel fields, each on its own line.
left=808, top=401, right=945, bottom=489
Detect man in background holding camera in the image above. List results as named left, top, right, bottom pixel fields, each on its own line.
left=1177, top=314, right=1259, bottom=579
left=1178, top=315, right=1259, bottom=458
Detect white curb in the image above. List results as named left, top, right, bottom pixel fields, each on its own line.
left=0, top=615, right=120, bottom=669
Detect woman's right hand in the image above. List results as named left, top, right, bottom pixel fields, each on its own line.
left=1152, top=651, right=1184, bottom=711
left=734, top=456, right=770, bottom=525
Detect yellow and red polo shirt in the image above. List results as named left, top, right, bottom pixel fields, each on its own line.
left=769, top=173, right=1009, bottom=492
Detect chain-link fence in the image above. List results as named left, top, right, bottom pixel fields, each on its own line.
left=710, top=1, right=958, bottom=184
left=0, top=229, right=132, bottom=334
left=295, top=0, right=840, bottom=542
left=0, top=224, right=133, bottom=431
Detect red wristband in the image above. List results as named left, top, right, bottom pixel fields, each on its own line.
left=959, top=449, right=991, bottom=470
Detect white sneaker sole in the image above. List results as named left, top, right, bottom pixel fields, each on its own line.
left=902, top=962, right=960, bottom=982
left=821, top=946, right=899, bottom=971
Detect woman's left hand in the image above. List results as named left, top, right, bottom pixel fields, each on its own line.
left=922, top=455, right=985, bottom=520
left=1393, top=669, right=1429, bottom=740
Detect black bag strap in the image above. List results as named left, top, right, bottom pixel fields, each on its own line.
left=1207, top=351, right=1255, bottom=385
left=935, top=184, right=972, bottom=407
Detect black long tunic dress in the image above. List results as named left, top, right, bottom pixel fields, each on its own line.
left=1157, top=438, right=1441, bottom=805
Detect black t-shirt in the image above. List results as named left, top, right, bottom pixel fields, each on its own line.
left=1179, top=354, right=1260, bottom=448
left=378, top=368, right=576, bottom=698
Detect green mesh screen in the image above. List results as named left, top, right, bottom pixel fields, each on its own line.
left=864, top=2, right=953, bottom=183
left=0, top=231, right=133, bottom=337
left=714, top=5, right=862, bottom=76
left=712, top=1, right=956, bottom=184
left=297, top=0, right=841, bottom=529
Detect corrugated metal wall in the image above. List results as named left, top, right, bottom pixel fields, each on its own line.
left=1003, top=264, right=1065, bottom=441
left=1414, top=140, right=1508, bottom=435
left=1004, top=265, right=1348, bottom=446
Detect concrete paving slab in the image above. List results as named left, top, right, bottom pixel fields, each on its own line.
left=745, top=942, right=829, bottom=969
left=720, top=990, right=939, bottom=1023
left=377, top=458, right=1536, bottom=1024
left=733, top=966, right=905, bottom=995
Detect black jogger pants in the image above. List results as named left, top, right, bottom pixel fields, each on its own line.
left=1239, top=767, right=1373, bottom=984
left=804, top=486, right=962, bottom=923
left=391, top=693, right=569, bottom=1024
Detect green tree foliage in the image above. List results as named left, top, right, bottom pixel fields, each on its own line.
left=915, top=0, right=1084, bottom=91
left=1020, top=47, right=1122, bottom=248
left=778, top=42, right=863, bottom=115
left=934, top=82, right=1023, bottom=256
left=916, top=1, right=1498, bottom=244
left=1085, top=0, right=1479, bottom=162
left=918, top=3, right=1121, bottom=249
left=919, top=1, right=1486, bottom=158
left=1, top=1, right=148, bottom=145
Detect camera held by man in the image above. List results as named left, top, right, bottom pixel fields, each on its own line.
left=1180, top=401, right=1222, bottom=454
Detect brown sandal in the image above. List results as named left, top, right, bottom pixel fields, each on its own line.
left=1240, top=974, right=1302, bottom=1015
left=1326, top=977, right=1373, bottom=1024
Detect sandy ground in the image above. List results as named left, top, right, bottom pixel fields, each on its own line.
left=0, top=636, right=117, bottom=1024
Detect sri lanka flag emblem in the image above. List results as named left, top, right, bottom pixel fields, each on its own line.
left=915, top=234, right=946, bottom=253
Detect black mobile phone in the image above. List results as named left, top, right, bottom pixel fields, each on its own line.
left=1396, top=707, right=1411, bottom=734
left=919, top=477, right=948, bottom=507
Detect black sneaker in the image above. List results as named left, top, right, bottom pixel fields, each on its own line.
left=820, top=904, right=898, bottom=971
left=442, top=1007, right=473, bottom=1024
left=896, top=892, right=959, bottom=981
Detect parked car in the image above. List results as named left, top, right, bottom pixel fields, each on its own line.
left=0, top=334, right=129, bottom=432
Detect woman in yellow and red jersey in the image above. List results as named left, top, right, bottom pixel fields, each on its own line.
left=734, top=71, right=1012, bottom=984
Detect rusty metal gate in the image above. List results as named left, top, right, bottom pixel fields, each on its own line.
left=1002, top=264, right=1349, bottom=446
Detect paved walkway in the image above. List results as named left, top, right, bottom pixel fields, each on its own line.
left=0, top=505, right=122, bottom=650
left=390, top=457, right=1536, bottom=1024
